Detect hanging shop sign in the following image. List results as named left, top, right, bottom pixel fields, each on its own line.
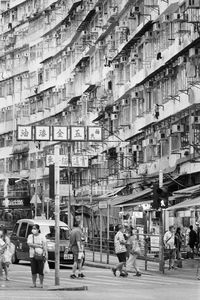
left=46, top=154, right=88, bottom=168
left=17, top=125, right=102, bottom=142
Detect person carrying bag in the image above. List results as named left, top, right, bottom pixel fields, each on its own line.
left=127, top=227, right=141, bottom=277
left=27, top=224, right=47, bottom=288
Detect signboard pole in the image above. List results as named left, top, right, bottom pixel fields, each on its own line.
left=54, top=145, right=60, bottom=285
left=159, top=169, right=164, bottom=274
left=67, top=143, right=71, bottom=228
left=35, top=144, right=38, bottom=218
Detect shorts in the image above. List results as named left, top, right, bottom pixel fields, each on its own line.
left=30, top=258, right=44, bottom=276
left=116, top=252, right=127, bottom=263
left=71, top=247, right=81, bottom=263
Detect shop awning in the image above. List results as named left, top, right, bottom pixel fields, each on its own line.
left=115, top=199, right=153, bottom=208
left=110, top=188, right=152, bottom=207
left=97, top=186, right=126, bottom=200
left=169, top=184, right=200, bottom=201
left=167, top=197, right=200, bottom=210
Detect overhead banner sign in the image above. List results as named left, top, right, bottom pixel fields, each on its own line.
left=46, top=155, right=88, bottom=168
left=17, top=125, right=102, bottom=142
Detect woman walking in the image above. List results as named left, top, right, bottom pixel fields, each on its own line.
left=27, top=224, right=47, bottom=288
left=127, top=227, right=141, bottom=277
left=2, top=227, right=12, bottom=280
left=175, top=227, right=183, bottom=267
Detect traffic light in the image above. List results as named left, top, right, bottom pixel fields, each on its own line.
left=49, top=164, right=55, bottom=199
left=152, top=184, right=168, bottom=209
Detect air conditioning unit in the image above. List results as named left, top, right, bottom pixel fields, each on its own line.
left=165, top=68, right=175, bottom=77
left=132, top=91, right=139, bottom=98
left=171, top=124, right=184, bottom=133
left=113, top=105, right=119, bottom=112
left=142, top=139, right=147, bottom=147
left=97, top=41, right=105, bottom=48
left=172, top=13, right=187, bottom=22
left=191, top=116, right=200, bottom=123
left=120, top=56, right=128, bottom=63
left=111, top=113, right=118, bottom=120
left=186, top=0, right=200, bottom=9
left=162, top=14, right=170, bottom=22
left=121, top=98, right=129, bottom=106
left=149, top=138, right=157, bottom=145
left=153, top=22, right=161, bottom=32
left=177, top=56, right=186, bottom=65
left=145, top=31, right=153, bottom=39
left=69, top=105, right=77, bottom=112
left=132, top=144, right=142, bottom=151
left=189, top=48, right=200, bottom=58
left=157, top=132, right=166, bottom=140
left=166, top=129, right=172, bottom=137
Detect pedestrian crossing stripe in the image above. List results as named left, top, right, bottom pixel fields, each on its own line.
left=10, top=273, right=199, bottom=288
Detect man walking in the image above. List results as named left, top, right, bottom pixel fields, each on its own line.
left=164, top=225, right=176, bottom=270
left=188, top=225, right=197, bottom=259
left=69, top=220, right=85, bottom=279
left=112, top=224, right=128, bottom=277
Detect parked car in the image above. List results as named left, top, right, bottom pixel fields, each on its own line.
left=10, top=219, right=74, bottom=266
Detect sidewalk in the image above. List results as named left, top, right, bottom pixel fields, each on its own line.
left=85, top=250, right=199, bottom=280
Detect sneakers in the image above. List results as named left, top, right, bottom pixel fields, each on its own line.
left=135, top=272, right=141, bottom=277
left=120, top=272, right=128, bottom=277
left=70, top=274, right=77, bottom=279
left=78, top=273, right=85, bottom=278
left=112, top=268, right=116, bottom=277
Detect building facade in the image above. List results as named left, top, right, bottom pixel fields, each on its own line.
left=0, top=0, right=200, bottom=228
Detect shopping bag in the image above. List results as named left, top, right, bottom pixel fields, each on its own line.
left=43, top=260, right=50, bottom=274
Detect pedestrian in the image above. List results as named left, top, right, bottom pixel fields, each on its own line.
left=27, top=224, right=47, bottom=288
left=175, top=227, right=183, bottom=268
left=0, top=228, right=6, bottom=283
left=188, top=225, right=197, bottom=259
left=2, top=227, right=12, bottom=280
left=112, top=224, right=128, bottom=277
left=126, top=227, right=141, bottom=277
left=196, top=222, right=200, bottom=254
left=69, top=220, right=85, bottom=279
left=164, top=225, right=176, bottom=270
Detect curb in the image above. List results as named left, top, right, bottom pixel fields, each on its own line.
left=47, top=286, right=88, bottom=291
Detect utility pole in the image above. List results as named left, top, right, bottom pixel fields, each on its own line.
left=159, top=169, right=164, bottom=273
left=35, top=143, right=38, bottom=218
left=67, top=143, right=71, bottom=228
left=54, top=145, right=60, bottom=285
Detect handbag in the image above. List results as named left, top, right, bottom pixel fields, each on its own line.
left=43, top=260, right=50, bottom=274
left=33, top=235, right=45, bottom=261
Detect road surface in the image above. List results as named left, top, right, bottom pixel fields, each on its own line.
left=0, top=262, right=199, bottom=300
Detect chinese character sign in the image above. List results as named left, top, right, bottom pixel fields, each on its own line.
left=35, top=126, right=50, bottom=141
left=71, top=126, right=85, bottom=141
left=88, top=126, right=102, bottom=141
left=46, top=155, right=55, bottom=166
left=17, top=126, right=33, bottom=141
left=71, top=155, right=88, bottom=167
left=59, top=155, right=69, bottom=167
left=53, top=126, right=68, bottom=141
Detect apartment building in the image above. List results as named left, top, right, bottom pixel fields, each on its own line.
left=0, top=0, right=200, bottom=227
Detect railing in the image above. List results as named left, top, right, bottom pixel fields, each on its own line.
left=85, top=232, right=190, bottom=272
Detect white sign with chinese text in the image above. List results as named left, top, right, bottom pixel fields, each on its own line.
left=53, top=126, right=68, bottom=141
left=70, top=126, right=85, bottom=141
left=88, top=126, right=102, bottom=141
left=17, top=126, right=33, bottom=141
left=46, top=154, right=88, bottom=167
left=35, top=126, right=50, bottom=141
left=71, top=155, right=88, bottom=168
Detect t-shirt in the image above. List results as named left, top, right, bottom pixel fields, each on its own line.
left=27, top=233, right=46, bottom=258
left=164, top=231, right=175, bottom=250
left=70, top=227, right=82, bottom=252
left=114, top=231, right=127, bottom=254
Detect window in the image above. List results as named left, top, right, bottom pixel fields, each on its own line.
left=12, top=223, right=19, bottom=235
left=27, top=224, right=33, bottom=236
left=18, top=222, right=28, bottom=238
